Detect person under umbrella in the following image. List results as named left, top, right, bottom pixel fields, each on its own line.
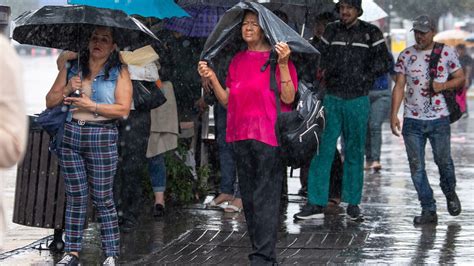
left=198, top=2, right=319, bottom=263
left=198, top=10, right=297, bottom=265
left=13, top=5, right=156, bottom=263
left=47, top=26, right=132, bottom=266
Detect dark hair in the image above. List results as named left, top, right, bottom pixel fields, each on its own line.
left=79, top=27, right=122, bottom=80
left=243, top=9, right=258, bottom=19
left=314, top=12, right=336, bottom=24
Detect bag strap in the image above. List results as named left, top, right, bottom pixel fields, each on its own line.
left=428, top=42, right=445, bottom=104
left=268, top=50, right=281, bottom=115
left=267, top=50, right=282, bottom=145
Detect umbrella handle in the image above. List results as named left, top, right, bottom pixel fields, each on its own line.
left=77, top=51, right=80, bottom=73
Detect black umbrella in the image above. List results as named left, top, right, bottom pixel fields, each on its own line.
left=257, top=0, right=335, bottom=36
left=200, top=1, right=320, bottom=85
left=12, top=5, right=159, bottom=52
left=259, top=0, right=334, bottom=24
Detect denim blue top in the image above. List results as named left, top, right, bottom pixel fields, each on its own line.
left=67, top=61, right=120, bottom=104
left=66, top=61, right=120, bottom=121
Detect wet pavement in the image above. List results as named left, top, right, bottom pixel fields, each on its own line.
left=1, top=97, right=474, bottom=264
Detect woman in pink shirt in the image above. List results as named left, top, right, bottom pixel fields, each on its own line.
left=198, top=10, right=297, bottom=265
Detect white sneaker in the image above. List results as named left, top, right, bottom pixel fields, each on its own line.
left=103, top=256, right=116, bottom=265
left=57, top=254, right=79, bottom=265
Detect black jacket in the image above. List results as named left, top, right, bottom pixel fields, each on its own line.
left=319, top=20, right=392, bottom=99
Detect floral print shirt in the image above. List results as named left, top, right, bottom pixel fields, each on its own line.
left=395, top=45, right=461, bottom=120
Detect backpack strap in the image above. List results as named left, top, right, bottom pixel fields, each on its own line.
left=428, top=42, right=445, bottom=104
left=268, top=50, right=281, bottom=114
left=267, top=50, right=282, bottom=145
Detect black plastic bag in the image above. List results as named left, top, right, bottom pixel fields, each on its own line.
left=132, top=80, right=167, bottom=111
left=200, top=1, right=320, bottom=86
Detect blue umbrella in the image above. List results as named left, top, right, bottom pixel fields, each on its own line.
left=67, top=0, right=190, bottom=19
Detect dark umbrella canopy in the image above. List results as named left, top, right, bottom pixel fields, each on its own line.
left=164, top=5, right=227, bottom=37
left=200, top=1, right=320, bottom=84
left=12, top=5, right=159, bottom=51
left=165, top=0, right=242, bottom=37
left=258, top=0, right=335, bottom=25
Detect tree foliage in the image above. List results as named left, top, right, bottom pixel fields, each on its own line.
left=388, top=0, right=474, bottom=27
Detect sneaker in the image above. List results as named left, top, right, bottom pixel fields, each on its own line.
left=103, top=256, right=116, bottom=265
left=346, top=204, right=362, bottom=220
left=57, top=253, right=79, bottom=266
left=413, top=211, right=438, bottom=225
left=293, top=204, right=324, bottom=220
left=153, top=204, right=165, bottom=217
left=446, top=192, right=461, bottom=216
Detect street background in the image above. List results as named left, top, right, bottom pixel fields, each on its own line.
left=0, top=53, right=473, bottom=265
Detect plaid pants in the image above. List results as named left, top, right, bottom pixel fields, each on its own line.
left=58, top=121, right=120, bottom=257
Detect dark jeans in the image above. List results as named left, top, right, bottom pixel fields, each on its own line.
left=114, top=110, right=151, bottom=222
left=148, top=153, right=166, bottom=192
left=215, top=104, right=239, bottom=198
left=365, top=89, right=391, bottom=162
left=402, top=117, right=456, bottom=212
left=233, top=140, right=283, bottom=265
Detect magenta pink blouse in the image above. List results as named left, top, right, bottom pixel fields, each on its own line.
left=225, top=50, right=298, bottom=147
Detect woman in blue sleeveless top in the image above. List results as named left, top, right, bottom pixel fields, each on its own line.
left=46, top=26, right=132, bottom=265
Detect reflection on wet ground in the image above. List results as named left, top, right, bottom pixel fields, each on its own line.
left=1, top=108, right=474, bottom=264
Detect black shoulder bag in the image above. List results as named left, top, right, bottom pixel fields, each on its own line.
left=429, top=42, right=462, bottom=124
left=268, top=51, right=326, bottom=168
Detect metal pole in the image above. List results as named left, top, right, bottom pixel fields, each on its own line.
left=383, top=0, right=391, bottom=49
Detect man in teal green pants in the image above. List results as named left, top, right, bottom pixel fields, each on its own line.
left=294, top=0, right=391, bottom=220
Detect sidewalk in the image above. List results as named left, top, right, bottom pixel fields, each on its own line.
left=1, top=106, right=474, bottom=265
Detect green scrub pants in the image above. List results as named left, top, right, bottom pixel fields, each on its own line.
left=307, top=94, right=369, bottom=206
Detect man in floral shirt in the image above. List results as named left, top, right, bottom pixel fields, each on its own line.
left=391, top=15, right=465, bottom=225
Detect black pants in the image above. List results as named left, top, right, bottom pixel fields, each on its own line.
left=114, top=109, right=151, bottom=222
left=300, top=149, right=343, bottom=199
left=233, top=140, right=283, bottom=265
